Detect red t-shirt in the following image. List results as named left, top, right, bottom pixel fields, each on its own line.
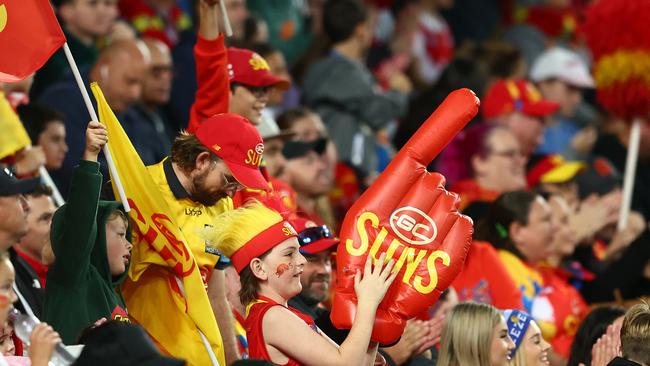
left=452, top=241, right=524, bottom=310
left=245, top=296, right=318, bottom=365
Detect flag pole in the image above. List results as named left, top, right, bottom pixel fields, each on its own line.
left=219, top=0, right=233, bottom=37
left=61, top=43, right=130, bottom=212
left=38, top=166, right=65, bottom=207
left=617, top=118, right=641, bottom=231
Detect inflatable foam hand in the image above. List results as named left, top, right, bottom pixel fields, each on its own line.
left=331, top=89, right=479, bottom=344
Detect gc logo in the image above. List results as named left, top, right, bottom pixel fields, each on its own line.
left=389, top=206, right=437, bottom=245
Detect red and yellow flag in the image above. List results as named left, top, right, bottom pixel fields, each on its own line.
left=0, top=91, right=31, bottom=159
left=91, top=83, right=224, bottom=366
left=0, top=0, right=66, bottom=82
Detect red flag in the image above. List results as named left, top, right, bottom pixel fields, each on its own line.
left=0, top=0, right=66, bottom=82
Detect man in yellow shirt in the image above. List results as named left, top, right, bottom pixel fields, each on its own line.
left=146, top=112, right=268, bottom=364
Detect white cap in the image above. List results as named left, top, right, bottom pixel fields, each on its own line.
left=530, top=47, right=594, bottom=88
left=256, top=114, right=294, bottom=140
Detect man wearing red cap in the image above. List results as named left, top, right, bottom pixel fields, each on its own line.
left=147, top=111, right=268, bottom=363
left=186, top=0, right=289, bottom=133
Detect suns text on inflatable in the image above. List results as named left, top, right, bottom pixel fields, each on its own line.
left=345, top=209, right=450, bottom=295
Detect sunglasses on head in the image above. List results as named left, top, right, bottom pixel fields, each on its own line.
left=298, top=225, right=333, bottom=246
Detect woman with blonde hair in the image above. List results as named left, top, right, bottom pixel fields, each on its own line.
left=437, top=302, right=515, bottom=366
left=204, top=202, right=397, bottom=366
left=502, top=309, right=551, bottom=366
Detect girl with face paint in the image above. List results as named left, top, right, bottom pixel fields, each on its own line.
left=204, top=202, right=397, bottom=366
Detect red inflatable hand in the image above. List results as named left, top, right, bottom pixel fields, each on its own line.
left=331, top=89, right=479, bottom=344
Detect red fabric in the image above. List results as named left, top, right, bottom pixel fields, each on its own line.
left=451, top=179, right=501, bottom=212
left=329, top=162, right=361, bottom=225
left=231, top=221, right=297, bottom=273
left=452, top=241, right=524, bottom=310
left=537, top=266, right=589, bottom=358
left=0, top=0, right=66, bottom=82
left=15, top=248, right=48, bottom=287
left=187, top=35, right=229, bottom=133
left=118, top=0, right=191, bottom=47
left=245, top=296, right=318, bottom=365
left=523, top=6, right=579, bottom=39
left=233, top=177, right=297, bottom=216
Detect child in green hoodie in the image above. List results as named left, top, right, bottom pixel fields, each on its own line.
left=44, top=121, right=133, bottom=344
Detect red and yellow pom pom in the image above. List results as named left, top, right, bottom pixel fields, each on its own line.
left=584, top=0, right=650, bottom=121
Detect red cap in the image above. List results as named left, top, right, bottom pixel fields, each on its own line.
left=195, top=113, right=269, bottom=191
left=291, top=218, right=338, bottom=255
left=482, top=79, right=560, bottom=119
left=227, top=48, right=290, bottom=90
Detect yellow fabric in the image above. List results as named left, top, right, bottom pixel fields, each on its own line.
left=594, top=50, right=650, bottom=88
left=541, top=161, right=586, bottom=184
left=498, top=250, right=544, bottom=312
left=0, top=92, right=31, bottom=159
left=147, top=159, right=233, bottom=283
left=91, top=83, right=224, bottom=366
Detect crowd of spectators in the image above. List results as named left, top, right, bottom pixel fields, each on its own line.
left=1, top=0, right=650, bottom=365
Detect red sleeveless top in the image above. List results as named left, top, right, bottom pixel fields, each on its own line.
left=245, top=296, right=320, bottom=365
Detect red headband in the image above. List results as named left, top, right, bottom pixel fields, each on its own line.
left=230, top=220, right=298, bottom=273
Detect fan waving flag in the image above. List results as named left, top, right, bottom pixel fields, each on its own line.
left=0, top=0, right=66, bottom=82
left=90, top=83, right=224, bottom=366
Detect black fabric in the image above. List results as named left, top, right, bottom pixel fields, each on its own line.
left=9, top=248, right=44, bottom=319
left=580, top=230, right=650, bottom=302
left=606, top=357, right=642, bottom=366
left=592, top=133, right=650, bottom=218
left=74, top=322, right=185, bottom=366
left=163, top=157, right=190, bottom=199
left=0, top=168, right=42, bottom=196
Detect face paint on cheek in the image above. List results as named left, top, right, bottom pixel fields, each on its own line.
left=275, top=263, right=294, bottom=278
left=0, top=294, right=10, bottom=310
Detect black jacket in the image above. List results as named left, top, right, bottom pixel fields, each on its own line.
left=607, top=357, right=642, bottom=366
left=9, top=248, right=44, bottom=319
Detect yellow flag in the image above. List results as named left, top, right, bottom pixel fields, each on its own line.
left=0, top=92, right=31, bottom=159
left=90, top=83, right=224, bottom=366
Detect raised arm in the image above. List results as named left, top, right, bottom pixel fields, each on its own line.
left=50, top=122, right=108, bottom=284
left=187, top=0, right=229, bottom=132
left=265, top=254, right=397, bottom=366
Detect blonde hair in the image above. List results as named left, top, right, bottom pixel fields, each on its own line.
left=620, top=301, right=650, bottom=364
left=509, top=340, right=527, bottom=366
left=203, top=202, right=285, bottom=306
left=437, top=302, right=503, bottom=366
left=203, top=202, right=284, bottom=258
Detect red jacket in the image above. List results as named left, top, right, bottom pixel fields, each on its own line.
left=187, top=34, right=230, bottom=132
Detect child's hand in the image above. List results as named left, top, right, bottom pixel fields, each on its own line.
left=28, top=323, right=61, bottom=366
left=83, top=121, right=108, bottom=162
left=354, top=253, right=398, bottom=309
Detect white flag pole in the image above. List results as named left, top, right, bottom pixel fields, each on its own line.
left=219, top=0, right=233, bottom=37
left=617, top=118, right=642, bottom=231
left=38, top=166, right=64, bottom=206
left=61, top=42, right=130, bottom=212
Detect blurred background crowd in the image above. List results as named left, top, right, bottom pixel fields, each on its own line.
left=2, top=0, right=650, bottom=365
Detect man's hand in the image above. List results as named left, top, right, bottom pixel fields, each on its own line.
left=83, top=121, right=108, bottom=162
left=14, top=147, right=46, bottom=176
left=331, top=89, right=478, bottom=344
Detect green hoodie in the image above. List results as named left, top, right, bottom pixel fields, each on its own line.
left=44, top=161, right=131, bottom=344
